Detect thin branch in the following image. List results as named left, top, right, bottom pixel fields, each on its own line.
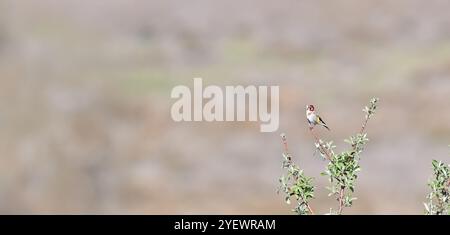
left=360, top=98, right=378, bottom=134
left=309, top=128, right=333, bottom=162
left=306, top=203, right=315, bottom=215
left=337, top=113, right=371, bottom=214
left=360, top=116, right=369, bottom=134
left=338, top=101, right=375, bottom=214
left=338, top=187, right=345, bottom=215
left=280, top=133, right=291, bottom=161
left=280, top=133, right=315, bottom=215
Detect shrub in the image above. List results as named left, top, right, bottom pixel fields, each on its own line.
left=278, top=98, right=379, bottom=215
left=424, top=159, right=450, bottom=215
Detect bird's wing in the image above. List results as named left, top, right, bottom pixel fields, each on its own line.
left=317, top=115, right=327, bottom=125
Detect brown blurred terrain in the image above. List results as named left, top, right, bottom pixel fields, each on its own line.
left=0, top=0, right=450, bottom=214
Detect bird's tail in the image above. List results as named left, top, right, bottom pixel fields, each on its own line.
left=322, top=124, right=330, bottom=131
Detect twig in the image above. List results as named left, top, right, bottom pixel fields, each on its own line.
left=360, top=117, right=369, bottom=135
left=338, top=187, right=345, bottom=215
left=280, top=133, right=315, bottom=215
left=306, top=203, right=315, bottom=215
left=280, top=133, right=290, bottom=160
left=309, top=128, right=333, bottom=162
left=337, top=101, right=375, bottom=214
left=336, top=113, right=371, bottom=214
left=360, top=97, right=378, bottom=135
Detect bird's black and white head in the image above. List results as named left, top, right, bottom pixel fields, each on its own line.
left=306, top=104, right=315, bottom=112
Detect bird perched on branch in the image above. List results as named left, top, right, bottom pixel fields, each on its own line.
left=306, top=105, right=330, bottom=131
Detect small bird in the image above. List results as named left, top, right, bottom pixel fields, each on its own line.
left=306, top=104, right=330, bottom=131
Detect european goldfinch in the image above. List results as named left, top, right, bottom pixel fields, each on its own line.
left=306, top=105, right=330, bottom=131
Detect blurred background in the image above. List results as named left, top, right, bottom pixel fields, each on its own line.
left=0, top=0, right=450, bottom=214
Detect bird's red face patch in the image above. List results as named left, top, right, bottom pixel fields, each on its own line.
left=308, top=105, right=315, bottom=111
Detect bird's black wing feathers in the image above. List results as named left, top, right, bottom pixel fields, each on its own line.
left=318, top=116, right=330, bottom=131
left=318, top=116, right=326, bottom=125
